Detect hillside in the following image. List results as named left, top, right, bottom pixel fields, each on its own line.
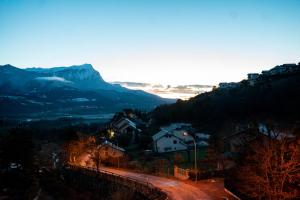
left=151, top=63, right=300, bottom=134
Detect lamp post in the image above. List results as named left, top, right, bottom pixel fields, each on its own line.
left=183, top=131, right=197, bottom=182
left=117, top=141, right=120, bottom=168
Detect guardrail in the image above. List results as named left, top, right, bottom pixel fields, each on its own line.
left=65, top=164, right=169, bottom=200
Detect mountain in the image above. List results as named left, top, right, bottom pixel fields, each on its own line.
left=151, top=63, right=300, bottom=134
left=25, top=64, right=118, bottom=91
left=0, top=64, right=175, bottom=119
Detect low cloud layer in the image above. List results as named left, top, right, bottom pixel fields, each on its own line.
left=112, top=82, right=213, bottom=100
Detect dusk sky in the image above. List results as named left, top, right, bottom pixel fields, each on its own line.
left=1, top=0, right=299, bottom=85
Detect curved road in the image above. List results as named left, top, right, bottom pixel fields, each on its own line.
left=101, top=167, right=232, bottom=200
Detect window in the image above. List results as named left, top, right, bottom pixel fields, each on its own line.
left=173, top=140, right=177, bottom=144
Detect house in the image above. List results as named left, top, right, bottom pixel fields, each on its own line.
left=108, top=116, right=141, bottom=143
left=153, top=129, right=188, bottom=153
left=247, top=73, right=259, bottom=86
left=223, top=126, right=297, bottom=172
left=99, top=140, right=125, bottom=160
left=261, top=63, right=299, bottom=76
left=270, top=64, right=298, bottom=75
left=218, top=82, right=240, bottom=89
left=247, top=73, right=259, bottom=80
left=113, top=117, right=138, bottom=134
left=258, top=123, right=295, bottom=140
left=261, top=70, right=270, bottom=76
left=222, top=129, right=263, bottom=170
left=152, top=123, right=210, bottom=153
left=223, top=129, right=259, bottom=153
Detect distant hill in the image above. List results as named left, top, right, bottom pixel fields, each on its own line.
left=0, top=64, right=175, bottom=119
left=151, top=63, right=300, bottom=133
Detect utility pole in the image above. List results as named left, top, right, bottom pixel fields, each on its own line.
left=183, top=131, right=197, bottom=182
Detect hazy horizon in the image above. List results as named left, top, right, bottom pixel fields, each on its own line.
left=4, top=61, right=300, bottom=100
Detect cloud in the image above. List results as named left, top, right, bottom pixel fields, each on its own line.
left=35, top=76, right=72, bottom=83
left=111, top=81, right=214, bottom=100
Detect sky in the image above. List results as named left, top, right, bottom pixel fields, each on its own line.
left=0, top=0, right=300, bottom=85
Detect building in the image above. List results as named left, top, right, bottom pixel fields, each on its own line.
left=152, top=123, right=209, bottom=153
left=113, top=117, right=138, bottom=134
left=108, top=116, right=141, bottom=143
left=247, top=73, right=259, bottom=86
left=258, top=123, right=295, bottom=140
left=224, top=123, right=298, bottom=154
left=223, top=129, right=259, bottom=153
left=247, top=73, right=259, bottom=80
left=261, top=70, right=270, bottom=76
left=261, top=63, right=299, bottom=76
left=99, top=140, right=125, bottom=160
left=218, top=82, right=240, bottom=89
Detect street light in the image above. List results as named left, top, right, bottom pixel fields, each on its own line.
left=183, top=131, right=198, bottom=182
left=108, top=129, right=115, bottom=139
left=116, top=141, right=120, bottom=168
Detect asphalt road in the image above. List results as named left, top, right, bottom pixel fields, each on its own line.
left=100, top=167, right=233, bottom=200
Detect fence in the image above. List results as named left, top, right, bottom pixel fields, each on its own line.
left=173, top=165, right=190, bottom=180
left=65, top=164, right=168, bottom=200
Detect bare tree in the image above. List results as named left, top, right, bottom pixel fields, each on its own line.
left=63, top=136, right=96, bottom=165
left=90, top=147, right=101, bottom=172
left=236, top=136, right=300, bottom=200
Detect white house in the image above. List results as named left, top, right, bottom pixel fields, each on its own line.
left=152, top=123, right=209, bottom=153
left=247, top=73, right=260, bottom=86
left=218, top=82, right=240, bottom=89
left=261, top=63, right=299, bottom=76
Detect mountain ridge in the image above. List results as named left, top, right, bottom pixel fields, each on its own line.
left=0, top=64, right=175, bottom=118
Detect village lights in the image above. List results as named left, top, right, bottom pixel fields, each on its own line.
left=108, top=129, right=115, bottom=139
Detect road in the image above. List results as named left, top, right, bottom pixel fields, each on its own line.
left=100, top=167, right=233, bottom=200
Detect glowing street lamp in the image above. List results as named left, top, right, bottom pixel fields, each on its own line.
left=108, top=129, right=115, bottom=139
left=183, top=131, right=198, bottom=182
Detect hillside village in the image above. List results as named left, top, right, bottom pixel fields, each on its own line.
left=2, top=0, right=300, bottom=199
left=219, top=62, right=300, bottom=89
left=67, top=63, right=300, bottom=173
left=1, top=62, right=299, bottom=200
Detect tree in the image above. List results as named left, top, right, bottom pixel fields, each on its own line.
left=63, top=136, right=96, bottom=164
left=0, top=128, right=34, bottom=170
left=0, top=129, right=36, bottom=199
left=204, top=134, right=225, bottom=170
left=236, top=136, right=300, bottom=199
left=90, top=147, right=101, bottom=171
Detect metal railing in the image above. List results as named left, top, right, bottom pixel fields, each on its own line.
left=66, top=164, right=169, bottom=200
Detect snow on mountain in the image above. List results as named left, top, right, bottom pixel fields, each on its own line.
left=0, top=64, right=175, bottom=117
left=35, top=76, right=72, bottom=83
left=25, top=64, right=109, bottom=90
